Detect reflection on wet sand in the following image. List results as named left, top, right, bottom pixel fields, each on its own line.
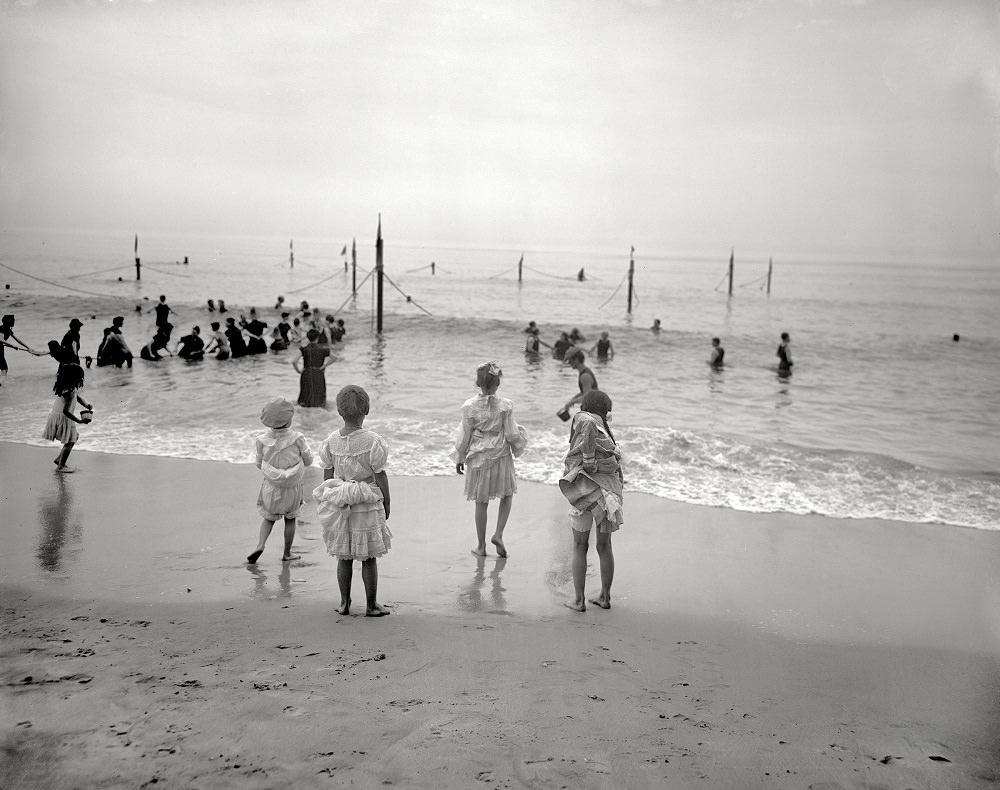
left=36, top=474, right=82, bottom=573
left=456, top=555, right=508, bottom=613
left=246, top=561, right=293, bottom=600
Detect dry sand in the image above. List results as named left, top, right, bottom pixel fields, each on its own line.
left=1, top=442, right=999, bottom=789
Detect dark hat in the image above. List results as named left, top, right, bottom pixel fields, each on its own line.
left=69, top=318, right=83, bottom=329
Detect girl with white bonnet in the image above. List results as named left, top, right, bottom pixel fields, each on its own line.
left=247, top=397, right=314, bottom=564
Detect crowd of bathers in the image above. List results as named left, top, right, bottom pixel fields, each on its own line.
left=20, top=295, right=348, bottom=371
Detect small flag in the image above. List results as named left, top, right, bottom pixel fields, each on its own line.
left=340, top=245, right=347, bottom=255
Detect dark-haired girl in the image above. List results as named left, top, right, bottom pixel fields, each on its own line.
left=42, top=363, right=93, bottom=473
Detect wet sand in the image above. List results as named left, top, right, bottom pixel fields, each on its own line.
left=2, top=442, right=999, bottom=788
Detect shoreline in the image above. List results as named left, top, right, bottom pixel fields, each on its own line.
left=2, top=443, right=999, bottom=788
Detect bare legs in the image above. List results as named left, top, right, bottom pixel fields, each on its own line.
left=54, top=441, right=76, bottom=472
left=565, top=525, right=614, bottom=612
left=472, top=495, right=512, bottom=558
left=247, top=517, right=298, bottom=564
left=337, top=558, right=390, bottom=617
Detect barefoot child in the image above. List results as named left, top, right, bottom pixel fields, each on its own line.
left=559, top=389, right=623, bottom=612
left=247, top=398, right=314, bottom=564
left=42, top=363, right=93, bottom=472
left=451, top=361, right=527, bottom=558
left=313, top=385, right=393, bottom=616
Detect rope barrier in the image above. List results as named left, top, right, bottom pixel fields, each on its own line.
left=383, top=272, right=434, bottom=316
left=141, top=264, right=191, bottom=278
left=712, top=270, right=730, bottom=291
left=331, top=269, right=373, bottom=315
left=66, top=264, right=135, bottom=280
left=285, top=266, right=366, bottom=295
left=596, top=272, right=628, bottom=310
left=0, top=261, right=127, bottom=298
left=523, top=265, right=579, bottom=281
left=487, top=262, right=521, bottom=279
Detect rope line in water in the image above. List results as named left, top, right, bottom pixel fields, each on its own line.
left=487, top=262, right=521, bottom=279
left=597, top=272, right=628, bottom=310
left=523, top=264, right=579, bottom=281
left=285, top=265, right=365, bottom=295
left=0, top=261, right=127, bottom=298
left=141, top=264, right=191, bottom=278
left=382, top=272, right=434, bottom=316
left=331, top=269, right=373, bottom=316
left=66, top=264, right=135, bottom=280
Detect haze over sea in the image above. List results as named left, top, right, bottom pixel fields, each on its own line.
left=1, top=228, right=997, bottom=531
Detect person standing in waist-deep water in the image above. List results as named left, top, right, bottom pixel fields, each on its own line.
left=96, top=316, right=134, bottom=368
left=149, top=294, right=173, bottom=329
left=313, top=385, right=393, bottom=617
left=246, top=397, right=314, bottom=565
left=589, top=331, right=615, bottom=361
left=224, top=317, right=248, bottom=358
left=563, top=348, right=598, bottom=414
left=140, top=324, right=173, bottom=361
left=524, top=326, right=552, bottom=356
left=1, top=314, right=43, bottom=385
left=776, top=332, right=793, bottom=373
left=60, top=318, right=84, bottom=366
left=709, top=337, right=725, bottom=368
left=452, top=361, right=528, bottom=558
left=559, top=389, right=623, bottom=612
left=293, top=328, right=332, bottom=407
left=42, top=362, right=94, bottom=473
left=205, top=321, right=230, bottom=360
left=241, top=310, right=268, bottom=355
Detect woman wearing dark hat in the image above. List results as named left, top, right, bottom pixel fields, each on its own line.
left=60, top=319, right=84, bottom=366
left=292, top=329, right=331, bottom=407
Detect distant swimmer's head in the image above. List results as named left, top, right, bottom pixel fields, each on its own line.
left=580, top=389, right=612, bottom=419
left=260, top=397, right=295, bottom=430
left=711, top=337, right=720, bottom=347
left=953, top=333, right=960, bottom=342
left=336, top=385, right=370, bottom=420
left=476, top=360, right=502, bottom=392
left=306, top=329, right=319, bottom=342
left=112, top=316, right=125, bottom=327
left=781, top=332, right=790, bottom=341
left=566, top=348, right=585, bottom=366
left=211, top=322, right=220, bottom=331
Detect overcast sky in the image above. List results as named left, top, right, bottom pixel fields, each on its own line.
left=1, top=0, right=997, bottom=258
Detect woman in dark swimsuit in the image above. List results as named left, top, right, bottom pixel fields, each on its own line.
left=293, top=329, right=331, bottom=407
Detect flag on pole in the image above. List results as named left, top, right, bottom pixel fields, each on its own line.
left=340, top=244, right=347, bottom=255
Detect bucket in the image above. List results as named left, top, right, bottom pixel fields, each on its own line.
left=556, top=406, right=570, bottom=422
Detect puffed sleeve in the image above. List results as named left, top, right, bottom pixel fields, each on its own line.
left=503, top=402, right=528, bottom=458
left=317, top=437, right=335, bottom=469
left=298, top=434, right=315, bottom=467
left=368, top=434, right=389, bottom=473
left=450, top=402, right=474, bottom=464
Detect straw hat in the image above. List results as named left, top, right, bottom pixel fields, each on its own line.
left=260, top=397, right=295, bottom=429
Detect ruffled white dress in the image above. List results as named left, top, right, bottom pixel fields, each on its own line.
left=314, top=428, right=392, bottom=561
left=255, top=428, right=314, bottom=520
left=451, top=394, right=528, bottom=503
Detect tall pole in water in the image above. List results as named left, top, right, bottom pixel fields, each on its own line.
left=766, top=257, right=772, bottom=295
left=290, top=239, right=294, bottom=269
left=351, top=237, right=357, bottom=296
left=134, top=233, right=141, bottom=281
left=627, top=246, right=635, bottom=313
left=728, top=248, right=734, bottom=296
left=375, top=215, right=384, bottom=333
left=518, top=253, right=523, bottom=283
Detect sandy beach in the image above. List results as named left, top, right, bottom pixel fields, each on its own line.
left=1, top=442, right=999, bottom=789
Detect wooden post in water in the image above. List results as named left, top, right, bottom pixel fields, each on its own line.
left=627, top=246, right=635, bottom=313
left=375, top=215, right=384, bottom=333
left=351, top=238, right=357, bottom=296
left=766, top=257, right=772, bottom=295
left=518, top=253, right=523, bottom=282
left=134, top=233, right=141, bottom=281
left=728, top=248, right=734, bottom=296
left=289, top=239, right=294, bottom=269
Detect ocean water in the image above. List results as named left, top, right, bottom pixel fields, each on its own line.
left=1, top=228, right=998, bottom=531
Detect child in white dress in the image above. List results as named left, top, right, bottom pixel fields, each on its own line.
left=247, top=398, right=314, bottom=564
left=313, top=385, right=392, bottom=617
left=42, top=363, right=93, bottom=473
left=452, top=361, right=527, bottom=558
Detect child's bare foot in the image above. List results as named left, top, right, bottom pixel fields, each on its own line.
left=336, top=599, right=350, bottom=616
left=281, top=553, right=300, bottom=562
left=490, top=537, right=507, bottom=558
left=366, top=603, right=391, bottom=617
left=246, top=549, right=263, bottom=564
left=588, top=595, right=611, bottom=610
left=471, top=547, right=487, bottom=557
left=564, top=600, right=586, bottom=612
